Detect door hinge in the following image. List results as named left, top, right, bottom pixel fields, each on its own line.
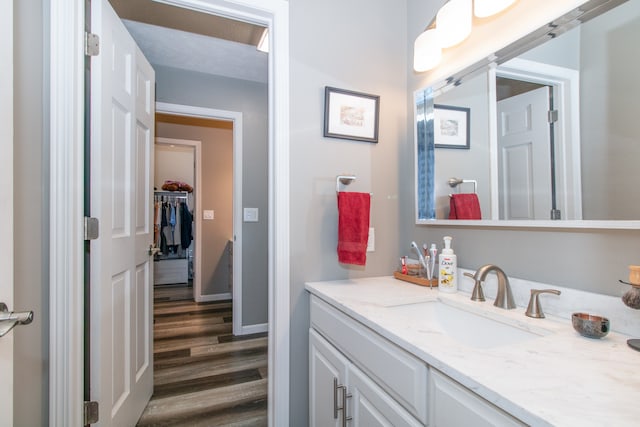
left=84, top=217, right=100, bottom=241
left=83, top=401, right=99, bottom=425
left=85, top=32, right=100, bottom=56
left=547, top=109, right=558, bottom=123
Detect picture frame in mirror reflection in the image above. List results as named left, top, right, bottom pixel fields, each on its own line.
left=324, top=86, right=380, bottom=143
left=434, top=104, right=470, bottom=149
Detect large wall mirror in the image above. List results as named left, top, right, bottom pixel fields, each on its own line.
left=415, top=0, right=640, bottom=228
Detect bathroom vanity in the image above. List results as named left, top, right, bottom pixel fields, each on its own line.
left=306, top=276, right=640, bottom=426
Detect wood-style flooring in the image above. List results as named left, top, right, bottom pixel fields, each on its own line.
left=137, top=285, right=268, bottom=426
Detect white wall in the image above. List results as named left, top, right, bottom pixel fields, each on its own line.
left=154, top=144, right=194, bottom=190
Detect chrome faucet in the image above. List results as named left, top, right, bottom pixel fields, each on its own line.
left=464, top=264, right=516, bottom=309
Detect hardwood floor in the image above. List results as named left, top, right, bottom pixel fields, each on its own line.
left=137, top=285, right=268, bottom=426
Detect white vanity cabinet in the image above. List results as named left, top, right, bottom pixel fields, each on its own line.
left=309, top=293, right=528, bottom=427
left=310, top=330, right=422, bottom=427
left=309, top=295, right=427, bottom=426
left=429, top=369, right=526, bottom=427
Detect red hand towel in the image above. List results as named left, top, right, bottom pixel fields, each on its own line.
left=449, top=193, right=481, bottom=220
left=337, top=192, right=371, bottom=265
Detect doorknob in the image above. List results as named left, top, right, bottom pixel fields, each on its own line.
left=148, top=245, right=161, bottom=256
left=0, top=302, right=33, bottom=337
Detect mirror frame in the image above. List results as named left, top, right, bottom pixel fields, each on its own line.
left=414, top=0, right=640, bottom=229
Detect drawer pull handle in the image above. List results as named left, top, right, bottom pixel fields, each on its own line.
left=333, top=377, right=340, bottom=419
left=342, top=386, right=352, bottom=426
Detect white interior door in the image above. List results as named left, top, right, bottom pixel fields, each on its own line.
left=497, top=86, right=552, bottom=220
left=90, top=0, right=155, bottom=425
left=0, top=1, right=14, bottom=423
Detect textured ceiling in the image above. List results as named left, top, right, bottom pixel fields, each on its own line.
left=110, top=0, right=268, bottom=83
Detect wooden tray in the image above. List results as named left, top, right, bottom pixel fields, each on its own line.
left=393, top=271, right=438, bottom=287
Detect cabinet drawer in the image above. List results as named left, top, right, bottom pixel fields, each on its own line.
left=430, top=369, right=525, bottom=427
left=310, top=296, right=428, bottom=423
left=154, top=258, right=188, bottom=285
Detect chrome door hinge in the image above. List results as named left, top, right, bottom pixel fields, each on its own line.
left=548, top=109, right=558, bottom=123
left=84, top=217, right=99, bottom=241
left=83, top=401, right=99, bottom=425
left=85, top=32, right=100, bottom=56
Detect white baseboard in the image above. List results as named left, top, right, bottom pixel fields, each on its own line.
left=239, top=322, right=268, bottom=336
left=197, top=292, right=232, bottom=302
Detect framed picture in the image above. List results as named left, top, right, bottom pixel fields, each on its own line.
left=324, top=86, right=380, bottom=143
left=434, top=104, right=470, bottom=149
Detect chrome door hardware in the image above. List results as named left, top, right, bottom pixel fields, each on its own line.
left=333, top=377, right=352, bottom=426
left=0, top=302, right=33, bottom=337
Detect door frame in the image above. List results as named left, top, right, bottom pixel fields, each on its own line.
left=49, top=0, right=291, bottom=425
left=156, top=104, right=246, bottom=336
left=494, top=57, right=582, bottom=220
left=154, top=137, right=204, bottom=301
left=156, top=103, right=245, bottom=303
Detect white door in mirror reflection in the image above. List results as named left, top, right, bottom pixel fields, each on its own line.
left=498, top=86, right=552, bottom=220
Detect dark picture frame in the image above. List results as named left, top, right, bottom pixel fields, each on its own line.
left=324, top=86, right=380, bottom=143
left=434, top=104, right=470, bottom=149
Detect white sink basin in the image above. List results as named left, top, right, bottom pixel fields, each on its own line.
left=386, top=300, right=549, bottom=349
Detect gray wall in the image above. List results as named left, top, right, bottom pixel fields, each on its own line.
left=14, top=0, right=49, bottom=425
left=156, top=122, right=234, bottom=296
left=155, top=66, right=268, bottom=325
left=289, top=0, right=408, bottom=423
left=405, top=0, right=640, bottom=297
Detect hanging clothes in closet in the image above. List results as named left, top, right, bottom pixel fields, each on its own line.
left=153, top=192, right=192, bottom=257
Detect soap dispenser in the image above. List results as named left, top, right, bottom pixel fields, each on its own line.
left=438, top=236, right=458, bottom=293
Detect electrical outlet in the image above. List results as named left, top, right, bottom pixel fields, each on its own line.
left=203, top=210, right=214, bottom=220
left=367, top=227, right=375, bottom=252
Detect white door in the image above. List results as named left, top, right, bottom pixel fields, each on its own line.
left=497, top=86, right=552, bottom=220
left=90, top=0, right=155, bottom=425
left=0, top=1, right=14, bottom=423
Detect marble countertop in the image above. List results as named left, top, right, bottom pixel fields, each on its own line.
left=305, top=275, right=640, bottom=427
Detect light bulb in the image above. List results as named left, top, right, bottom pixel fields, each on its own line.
left=436, top=0, right=472, bottom=48
left=474, top=0, right=517, bottom=18
left=414, top=29, right=442, bottom=72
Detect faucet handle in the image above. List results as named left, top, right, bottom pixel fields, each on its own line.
left=464, top=272, right=485, bottom=302
left=525, top=289, right=561, bottom=318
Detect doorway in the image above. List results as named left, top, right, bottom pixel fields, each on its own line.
left=495, top=58, right=583, bottom=220
left=50, top=1, right=290, bottom=424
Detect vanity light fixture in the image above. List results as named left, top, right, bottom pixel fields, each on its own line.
left=437, top=0, right=472, bottom=48
left=257, top=27, right=269, bottom=53
left=414, top=27, right=441, bottom=72
left=474, top=0, right=517, bottom=18
left=413, top=0, right=519, bottom=72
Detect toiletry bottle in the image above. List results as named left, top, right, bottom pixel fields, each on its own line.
left=438, top=236, right=457, bottom=293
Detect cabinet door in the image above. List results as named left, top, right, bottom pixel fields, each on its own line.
left=310, top=329, right=349, bottom=427
left=349, top=365, right=423, bottom=427
left=429, top=369, right=526, bottom=427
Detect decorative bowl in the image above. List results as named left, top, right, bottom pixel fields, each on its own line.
left=572, top=313, right=610, bottom=339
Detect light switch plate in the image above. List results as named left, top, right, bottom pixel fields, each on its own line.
left=244, top=207, right=259, bottom=222
left=203, top=210, right=214, bottom=220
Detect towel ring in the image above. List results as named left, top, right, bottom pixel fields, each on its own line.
left=336, top=175, right=356, bottom=193
left=336, top=175, right=372, bottom=196
left=448, top=177, right=477, bottom=194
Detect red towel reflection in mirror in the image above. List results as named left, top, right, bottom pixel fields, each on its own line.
left=449, top=193, right=481, bottom=220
